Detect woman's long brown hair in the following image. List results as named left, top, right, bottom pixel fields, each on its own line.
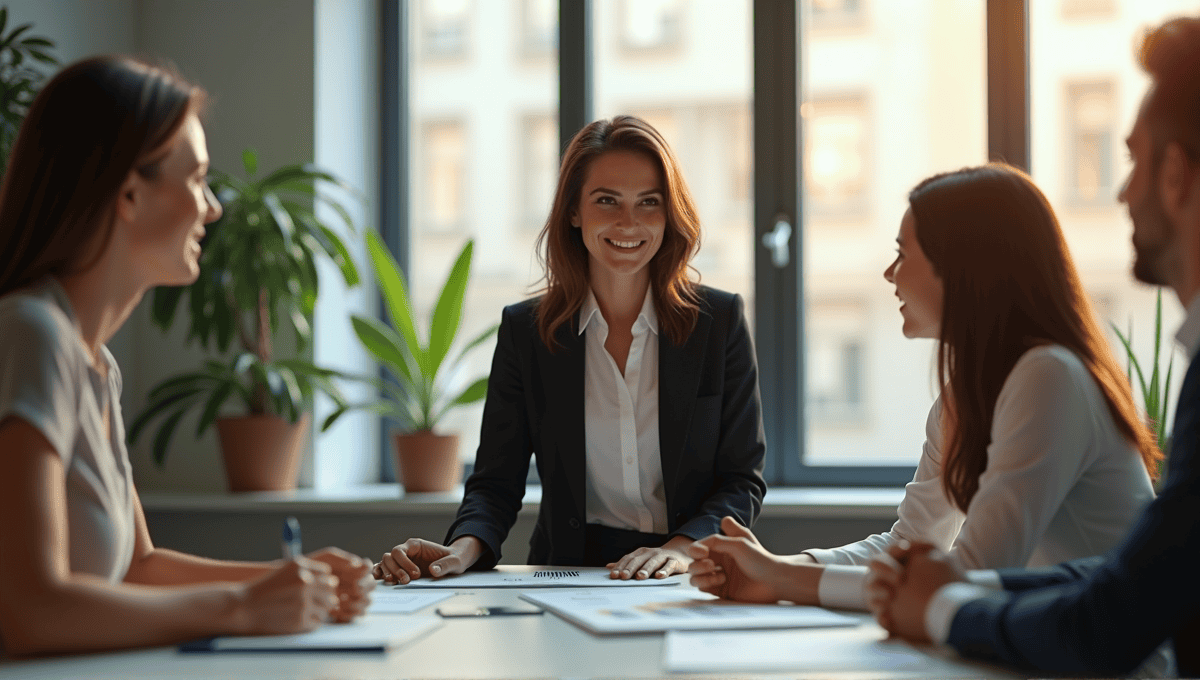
left=534, top=115, right=701, bottom=349
left=0, top=56, right=204, bottom=296
left=910, top=163, right=1162, bottom=512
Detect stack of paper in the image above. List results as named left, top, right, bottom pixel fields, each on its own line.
left=179, top=615, right=442, bottom=653
left=520, top=588, right=859, bottom=634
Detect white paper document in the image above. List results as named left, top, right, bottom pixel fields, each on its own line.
left=367, top=588, right=455, bottom=614
left=179, top=615, right=442, bottom=652
left=519, top=588, right=860, bottom=634
left=662, top=628, right=942, bottom=674
left=394, top=566, right=685, bottom=589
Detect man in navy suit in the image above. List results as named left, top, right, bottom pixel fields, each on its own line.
left=866, top=16, right=1200, bottom=677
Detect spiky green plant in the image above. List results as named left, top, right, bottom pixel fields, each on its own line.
left=1112, top=289, right=1175, bottom=469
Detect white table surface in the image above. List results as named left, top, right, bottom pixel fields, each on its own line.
left=1, top=566, right=1023, bottom=679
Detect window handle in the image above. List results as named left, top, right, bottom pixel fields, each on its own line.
left=762, top=214, right=793, bottom=268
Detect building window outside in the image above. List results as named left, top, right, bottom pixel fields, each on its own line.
left=804, top=95, right=870, bottom=217
left=1066, top=80, right=1115, bottom=206
left=808, top=300, right=869, bottom=426
left=421, top=0, right=471, bottom=60
left=810, top=0, right=868, bottom=31
left=1061, top=0, right=1116, bottom=20
left=618, top=0, right=684, bottom=53
left=522, top=113, right=559, bottom=230
left=420, top=119, right=468, bottom=234
left=520, top=0, right=557, bottom=57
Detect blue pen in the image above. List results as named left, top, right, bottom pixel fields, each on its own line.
left=282, top=516, right=302, bottom=560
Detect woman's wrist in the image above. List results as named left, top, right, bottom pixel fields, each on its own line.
left=223, top=582, right=253, bottom=635
left=772, top=559, right=825, bottom=605
left=451, top=535, right=484, bottom=568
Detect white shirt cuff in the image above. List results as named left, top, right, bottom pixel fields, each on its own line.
left=816, top=564, right=869, bottom=610
left=965, top=569, right=1002, bottom=589
left=925, top=582, right=994, bottom=645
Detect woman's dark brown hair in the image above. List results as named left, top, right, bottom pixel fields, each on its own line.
left=0, top=56, right=205, bottom=296
left=910, top=163, right=1162, bottom=512
left=534, top=115, right=701, bottom=348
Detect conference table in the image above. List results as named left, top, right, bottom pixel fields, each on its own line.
left=2, top=566, right=1023, bottom=679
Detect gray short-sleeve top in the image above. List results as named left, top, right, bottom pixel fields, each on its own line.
left=0, top=278, right=136, bottom=583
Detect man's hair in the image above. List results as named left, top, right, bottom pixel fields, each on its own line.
left=1139, top=17, right=1200, bottom=162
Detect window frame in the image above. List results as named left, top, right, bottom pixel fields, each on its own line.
left=379, top=0, right=1030, bottom=488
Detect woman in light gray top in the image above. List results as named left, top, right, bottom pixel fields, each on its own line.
left=0, top=56, right=372, bottom=657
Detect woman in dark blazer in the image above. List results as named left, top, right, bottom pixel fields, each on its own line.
left=373, top=115, right=767, bottom=581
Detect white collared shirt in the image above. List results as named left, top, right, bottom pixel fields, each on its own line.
left=580, top=288, right=668, bottom=534
left=806, top=345, right=1154, bottom=612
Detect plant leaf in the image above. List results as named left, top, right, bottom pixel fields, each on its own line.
left=195, top=381, right=234, bottom=438
left=351, top=314, right=417, bottom=385
left=427, top=239, right=474, bottom=383
left=242, top=148, right=258, bottom=176
left=151, top=408, right=189, bottom=467
left=365, top=229, right=424, bottom=371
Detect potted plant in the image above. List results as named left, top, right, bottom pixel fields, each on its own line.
left=337, top=229, right=496, bottom=492
left=1112, top=289, right=1177, bottom=485
left=128, top=149, right=361, bottom=492
left=0, top=7, right=59, bottom=182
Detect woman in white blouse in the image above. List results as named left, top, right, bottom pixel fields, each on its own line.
left=373, top=116, right=767, bottom=584
left=0, top=57, right=373, bottom=656
left=686, top=163, right=1161, bottom=610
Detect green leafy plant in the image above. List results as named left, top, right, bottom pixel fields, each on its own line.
left=128, top=149, right=361, bottom=465
left=0, top=7, right=58, bottom=181
left=337, top=230, right=496, bottom=433
left=1112, top=289, right=1175, bottom=463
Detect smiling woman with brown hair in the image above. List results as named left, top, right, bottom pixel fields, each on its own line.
left=374, top=115, right=767, bottom=582
left=687, top=162, right=1160, bottom=612
left=0, top=56, right=373, bottom=657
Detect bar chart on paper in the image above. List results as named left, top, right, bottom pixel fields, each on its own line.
left=520, top=588, right=860, bottom=634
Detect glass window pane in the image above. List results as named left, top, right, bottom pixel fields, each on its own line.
left=593, top=0, right=754, bottom=322
left=802, top=0, right=988, bottom=467
left=409, top=0, right=558, bottom=464
left=1030, top=0, right=1191, bottom=433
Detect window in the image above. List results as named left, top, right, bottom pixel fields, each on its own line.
left=596, top=0, right=753, bottom=309
left=807, top=300, right=868, bottom=427
left=801, top=0, right=987, bottom=476
left=419, top=120, right=468, bottom=234
left=1031, top=0, right=1189, bottom=427
left=406, top=0, right=558, bottom=472
left=618, top=0, right=684, bottom=52
left=522, top=113, right=559, bottom=229
left=804, top=95, right=870, bottom=216
left=1061, top=0, right=1116, bottom=20
left=386, top=1, right=1161, bottom=488
left=1066, top=81, right=1115, bottom=206
left=810, top=0, right=867, bottom=31
left=420, top=0, right=471, bottom=59
left=520, top=0, right=557, bottom=57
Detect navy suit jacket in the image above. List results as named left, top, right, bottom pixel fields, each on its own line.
left=443, top=286, right=767, bottom=568
left=945, top=351, right=1200, bottom=676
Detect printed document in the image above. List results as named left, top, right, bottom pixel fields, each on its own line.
left=519, top=588, right=859, bottom=634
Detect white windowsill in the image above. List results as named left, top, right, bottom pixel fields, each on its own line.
left=140, top=485, right=903, bottom=520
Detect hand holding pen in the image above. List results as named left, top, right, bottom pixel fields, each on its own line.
left=281, top=516, right=376, bottom=623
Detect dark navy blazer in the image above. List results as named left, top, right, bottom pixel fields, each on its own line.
left=945, top=352, right=1200, bottom=676
left=443, top=286, right=767, bottom=568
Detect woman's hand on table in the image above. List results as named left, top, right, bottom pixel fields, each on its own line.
left=373, top=536, right=483, bottom=584
left=607, top=536, right=694, bottom=580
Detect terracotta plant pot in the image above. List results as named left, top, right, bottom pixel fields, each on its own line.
left=394, top=431, right=461, bottom=493
left=216, top=413, right=310, bottom=492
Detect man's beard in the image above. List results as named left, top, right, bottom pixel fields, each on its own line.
left=1131, top=197, right=1174, bottom=286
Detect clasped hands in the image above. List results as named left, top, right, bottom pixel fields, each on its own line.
left=864, top=539, right=966, bottom=643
